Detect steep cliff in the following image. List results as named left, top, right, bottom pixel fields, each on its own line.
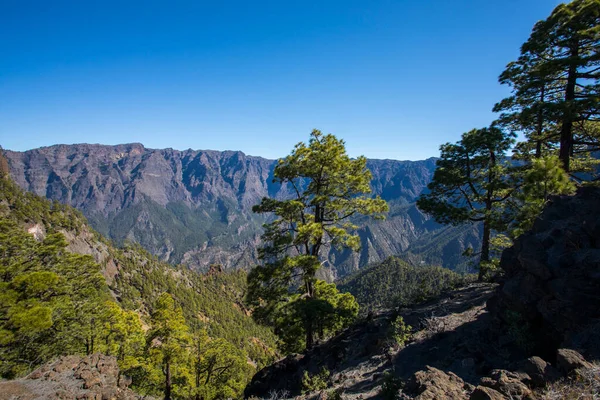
left=5, top=144, right=478, bottom=275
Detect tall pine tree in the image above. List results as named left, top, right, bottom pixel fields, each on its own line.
left=247, top=130, right=387, bottom=350
left=417, top=127, right=515, bottom=280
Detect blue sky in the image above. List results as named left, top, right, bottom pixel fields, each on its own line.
left=0, top=0, right=562, bottom=160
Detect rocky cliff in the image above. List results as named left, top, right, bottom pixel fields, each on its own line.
left=5, top=143, right=480, bottom=276
left=489, top=186, right=600, bottom=361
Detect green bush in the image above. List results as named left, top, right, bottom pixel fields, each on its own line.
left=380, top=372, right=403, bottom=400
left=302, top=367, right=331, bottom=394
left=390, top=316, right=412, bottom=347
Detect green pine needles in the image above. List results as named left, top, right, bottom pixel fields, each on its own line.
left=246, top=129, right=388, bottom=352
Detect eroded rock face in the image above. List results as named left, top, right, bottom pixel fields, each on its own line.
left=5, top=144, right=480, bottom=274
left=489, top=187, right=600, bottom=359
left=0, top=354, right=141, bottom=400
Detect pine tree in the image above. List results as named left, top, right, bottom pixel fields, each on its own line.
left=507, top=155, right=576, bottom=237
left=247, top=129, right=387, bottom=350
left=192, top=332, right=250, bottom=400
left=495, top=0, right=600, bottom=172
left=147, top=293, right=192, bottom=400
left=416, top=127, right=515, bottom=280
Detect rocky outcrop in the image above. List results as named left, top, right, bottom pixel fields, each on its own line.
left=401, top=348, right=596, bottom=400
left=489, top=187, right=600, bottom=359
left=5, top=143, right=480, bottom=275
left=404, top=367, right=473, bottom=399
left=0, top=354, right=141, bottom=399
left=245, top=284, right=497, bottom=398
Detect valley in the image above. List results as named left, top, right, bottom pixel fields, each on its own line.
left=5, top=143, right=480, bottom=277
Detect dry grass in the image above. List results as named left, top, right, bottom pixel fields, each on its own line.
left=540, top=362, right=600, bottom=400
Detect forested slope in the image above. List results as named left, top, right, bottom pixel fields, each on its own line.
left=338, top=256, right=476, bottom=313
left=0, top=175, right=278, bottom=398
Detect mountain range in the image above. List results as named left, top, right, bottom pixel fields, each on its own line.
left=5, top=143, right=481, bottom=278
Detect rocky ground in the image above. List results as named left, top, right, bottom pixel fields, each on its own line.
left=245, top=188, right=600, bottom=399
left=0, top=354, right=141, bottom=400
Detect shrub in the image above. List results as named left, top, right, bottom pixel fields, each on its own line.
left=302, top=367, right=331, bottom=394
left=390, top=316, right=412, bottom=347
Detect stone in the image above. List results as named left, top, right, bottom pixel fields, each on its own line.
left=470, top=386, right=507, bottom=400
left=556, top=348, right=593, bottom=374
left=406, top=366, right=470, bottom=400
left=518, top=356, right=560, bottom=387
left=0, top=354, right=140, bottom=399
left=479, top=370, right=532, bottom=399
left=489, top=187, right=600, bottom=355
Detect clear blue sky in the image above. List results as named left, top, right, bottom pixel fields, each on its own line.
left=0, top=0, right=562, bottom=160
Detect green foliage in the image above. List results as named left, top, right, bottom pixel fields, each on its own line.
left=268, top=280, right=359, bottom=353
left=417, top=127, right=515, bottom=280
left=0, top=175, right=278, bottom=399
left=302, top=367, right=331, bottom=394
left=339, top=257, right=476, bottom=313
left=494, top=0, right=600, bottom=172
left=145, top=293, right=193, bottom=400
left=0, top=219, right=114, bottom=377
left=504, top=310, right=534, bottom=352
left=507, top=155, right=576, bottom=237
left=247, top=129, right=387, bottom=351
left=327, top=388, right=344, bottom=400
left=193, top=335, right=251, bottom=400
left=390, top=316, right=412, bottom=347
left=380, top=372, right=403, bottom=400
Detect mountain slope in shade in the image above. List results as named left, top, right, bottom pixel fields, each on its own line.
left=5, top=143, right=479, bottom=277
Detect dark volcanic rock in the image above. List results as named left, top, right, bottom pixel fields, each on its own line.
left=489, top=187, right=600, bottom=359
left=6, top=144, right=478, bottom=275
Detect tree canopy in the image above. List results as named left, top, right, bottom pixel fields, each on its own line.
left=495, top=0, right=600, bottom=172
left=416, top=127, right=515, bottom=280
left=247, top=129, right=388, bottom=351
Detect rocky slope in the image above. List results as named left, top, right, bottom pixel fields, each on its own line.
left=5, top=143, right=480, bottom=276
left=245, top=188, right=600, bottom=399
left=0, top=354, right=142, bottom=400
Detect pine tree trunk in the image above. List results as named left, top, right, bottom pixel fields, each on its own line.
left=165, top=361, right=172, bottom=400
left=559, top=43, right=579, bottom=172
left=535, top=86, right=545, bottom=158
left=305, top=275, right=315, bottom=348
left=479, top=221, right=491, bottom=281
left=306, top=319, right=314, bottom=349
left=195, top=368, right=201, bottom=400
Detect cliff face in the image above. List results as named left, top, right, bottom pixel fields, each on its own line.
left=489, top=186, right=600, bottom=360
left=5, top=143, right=478, bottom=275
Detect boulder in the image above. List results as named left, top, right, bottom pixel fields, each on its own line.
left=0, top=354, right=140, bottom=400
left=405, top=366, right=473, bottom=400
left=470, top=386, right=506, bottom=400
left=556, top=348, right=593, bottom=375
left=479, top=370, right=533, bottom=399
left=518, top=356, right=560, bottom=387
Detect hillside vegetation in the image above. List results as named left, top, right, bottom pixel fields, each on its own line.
left=0, top=176, right=278, bottom=399
left=339, top=256, right=476, bottom=313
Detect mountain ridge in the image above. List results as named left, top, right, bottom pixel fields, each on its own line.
left=5, top=143, right=477, bottom=276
